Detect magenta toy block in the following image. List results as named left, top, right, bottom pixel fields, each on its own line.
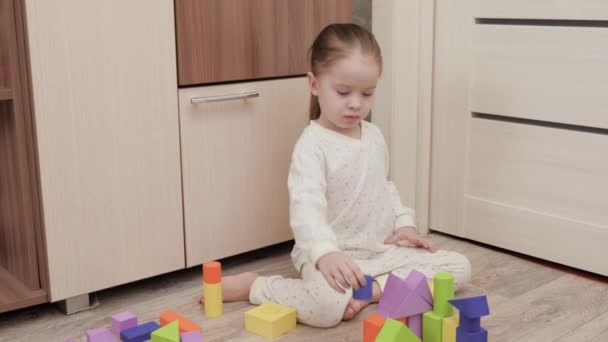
left=180, top=331, right=204, bottom=342
left=403, top=270, right=433, bottom=305
left=353, top=275, right=374, bottom=300
left=86, top=327, right=117, bottom=342
left=407, top=314, right=422, bottom=339
left=377, top=273, right=432, bottom=319
left=112, top=311, right=138, bottom=335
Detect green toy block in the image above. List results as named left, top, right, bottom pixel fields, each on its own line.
left=423, top=311, right=443, bottom=342
left=433, top=272, right=454, bottom=318
left=151, top=320, right=179, bottom=342
left=376, top=319, right=421, bottom=342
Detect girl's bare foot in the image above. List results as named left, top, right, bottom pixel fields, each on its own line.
left=198, top=272, right=259, bottom=303
left=342, top=280, right=382, bottom=321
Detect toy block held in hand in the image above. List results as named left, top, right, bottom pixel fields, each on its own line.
left=449, top=296, right=490, bottom=342
left=151, top=320, right=179, bottom=342
left=120, top=321, right=160, bottom=342
left=160, top=309, right=201, bottom=333
left=353, top=274, right=374, bottom=300
left=376, top=319, right=421, bottom=342
left=203, top=261, right=223, bottom=318
left=442, top=313, right=459, bottom=342
left=86, top=327, right=116, bottom=342
left=112, top=311, right=138, bottom=335
left=245, top=301, right=296, bottom=338
left=180, top=331, right=204, bottom=342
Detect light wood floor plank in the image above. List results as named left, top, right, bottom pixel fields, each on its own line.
left=0, top=234, right=607, bottom=341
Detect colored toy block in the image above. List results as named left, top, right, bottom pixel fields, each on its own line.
left=456, top=327, right=488, bottom=342
left=87, top=327, right=116, bottom=342
left=120, top=321, right=160, bottom=342
left=160, top=309, right=202, bottom=333
left=404, top=270, right=433, bottom=305
left=203, top=261, right=223, bottom=318
left=151, top=320, right=179, bottom=342
left=363, top=313, right=385, bottom=342
left=423, top=311, right=443, bottom=342
left=377, top=273, right=432, bottom=319
left=449, top=296, right=490, bottom=342
left=203, top=261, right=221, bottom=284
left=203, top=282, right=223, bottom=317
left=429, top=281, right=434, bottom=298
left=408, top=314, right=422, bottom=339
left=376, top=319, right=421, bottom=342
left=245, top=302, right=296, bottom=338
left=448, top=296, right=489, bottom=321
left=112, top=311, right=138, bottom=335
left=353, top=274, right=374, bottom=300
left=433, top=272, right=454, bottom=318
left=442, top=314, right=459, bottom=342
left=180, top=331, right=204, bottom=342
left=397, top=317, right=409, bottom=325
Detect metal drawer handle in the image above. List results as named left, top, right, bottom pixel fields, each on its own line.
left=190, top=91, right=260, bottom=104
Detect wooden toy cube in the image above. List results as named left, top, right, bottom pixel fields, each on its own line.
left=245, top=302, right=296, bottom=338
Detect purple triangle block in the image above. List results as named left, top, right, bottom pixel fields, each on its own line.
left=392, top=290, right=432, bottom=318
left=404, top=270, right=433, bottom=306
left=407, top=314, right=422, bottom=339
left=377, top=273, right=406, bottom=317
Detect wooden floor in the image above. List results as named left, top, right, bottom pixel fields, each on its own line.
left=1, top=232, right=607, bottom=341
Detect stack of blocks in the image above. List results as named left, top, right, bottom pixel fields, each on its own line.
left=449, top=296, right=490, bottom=342
left=203, top=261, right=223, bottom=318
left=363, top=270, right=489, bottom=342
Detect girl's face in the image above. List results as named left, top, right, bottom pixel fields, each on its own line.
left=308, top=49, right=381, bottom=136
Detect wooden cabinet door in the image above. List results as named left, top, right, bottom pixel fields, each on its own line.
left=179, top=77, right=308, bottom=266
left=25, top=0, right=185, bottom=301
left=175, top=0, right=352, bottom=85
left=430, top=0, right=608, bottom=276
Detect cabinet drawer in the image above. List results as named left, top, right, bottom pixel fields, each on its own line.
left=464, top=117, right=608, bottom=275
left=175, top=0, right=352, bottom=86
left=471, top=24, right=608, bottom=129
left=180, top=77, right=308, bottom=266
left=467, top=117, right=608, bottom=226
left=475, top=0, right=608, bottom=20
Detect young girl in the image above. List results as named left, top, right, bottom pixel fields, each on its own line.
left=202, top=23, right=471, bottom=328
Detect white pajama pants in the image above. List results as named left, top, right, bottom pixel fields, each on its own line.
left=249, top=246, right=471, bottom=328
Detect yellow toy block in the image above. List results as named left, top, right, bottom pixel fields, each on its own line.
left=245, top=302, right=296, bottom=338
left=429, top=281, right=434, bottom=298
left=442, top=314, right=459, bottom=342
left=203, top=282, right=223, bottom=318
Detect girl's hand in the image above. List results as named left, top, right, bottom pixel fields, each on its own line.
left=316, top=251, right=367, bottom=294
left=384, top=226, right=439, bottom=253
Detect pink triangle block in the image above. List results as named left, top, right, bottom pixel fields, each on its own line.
left=403, top=270, right=433, bottom=306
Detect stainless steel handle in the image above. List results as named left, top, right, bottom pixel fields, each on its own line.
left=190, top=91, right=259, bottom=104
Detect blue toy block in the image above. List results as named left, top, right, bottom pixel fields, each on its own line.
left=120, top=321, right=160, bottom=342
left=449, top=296, right=490, bottom=342
left=448, top=296, right=489, bottom=318
left=353, top=275, right=374, bottom=300
left=456, top=327, right=488, bottom=342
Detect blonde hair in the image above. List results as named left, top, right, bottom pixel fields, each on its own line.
left=308, top=23, right=382, bottom=120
